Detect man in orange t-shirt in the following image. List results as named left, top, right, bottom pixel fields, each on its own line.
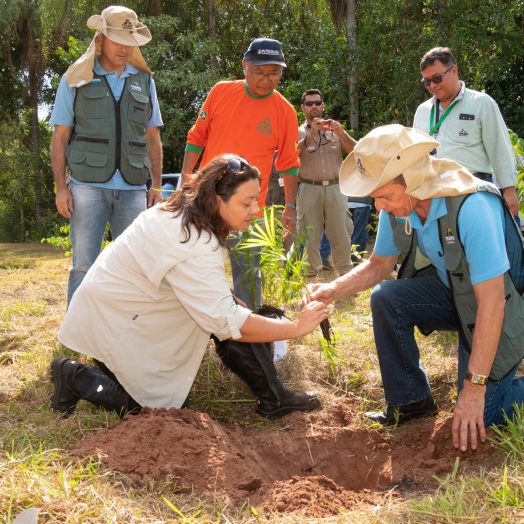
left=182, top=38, right=300, bottom=311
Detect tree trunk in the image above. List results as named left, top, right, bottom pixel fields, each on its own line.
left=27, top=24, right=43, bottom=227
left=346, top=0, right=358, bottom=131
left=30, top=93, right=42, bottom=227
left=208, top=0, right=217, bottom=71
left=19, top=194, right=25, bottom=242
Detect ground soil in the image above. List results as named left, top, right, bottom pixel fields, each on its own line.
left=70, top=397, right=502, bottom=517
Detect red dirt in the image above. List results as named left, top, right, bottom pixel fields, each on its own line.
left=70, top=398, right=502, bottom=516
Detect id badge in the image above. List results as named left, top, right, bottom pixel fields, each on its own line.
left=278, top=176, right=284, bottom=187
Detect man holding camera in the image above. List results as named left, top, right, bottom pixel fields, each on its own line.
left=297, top=89, right=356, bottom=276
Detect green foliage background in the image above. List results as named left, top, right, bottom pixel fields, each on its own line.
left=0, top=0, right=523, bottom=241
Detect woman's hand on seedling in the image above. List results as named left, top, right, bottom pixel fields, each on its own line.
left=294, top=300, right=328, bottom=336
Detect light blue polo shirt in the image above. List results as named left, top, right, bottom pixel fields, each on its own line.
left=374, top=191, right=509, bottom=286
left=50, top=57, right=163, bottom=190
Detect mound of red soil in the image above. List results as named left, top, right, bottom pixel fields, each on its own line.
left=70, top=398, right=501, bottom=516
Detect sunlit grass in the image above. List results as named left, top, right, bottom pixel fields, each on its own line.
left=2, top=242, right=524, bottom=523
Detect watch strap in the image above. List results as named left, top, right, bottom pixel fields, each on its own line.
left=465, top=371, right=488, bottom=386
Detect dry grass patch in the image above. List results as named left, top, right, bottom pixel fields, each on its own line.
left=1, top=243, right=524, bottom=523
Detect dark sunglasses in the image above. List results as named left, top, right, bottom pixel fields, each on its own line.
left=421, top=65, right=453, bottom=87
left=216, top=156, right=249, bottom=184
left=304, top=100, right=323, bottom=107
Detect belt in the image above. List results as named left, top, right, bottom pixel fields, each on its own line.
left=473, top=172, right=492, bottom=180
left=299, top=177, right=339, bottom=186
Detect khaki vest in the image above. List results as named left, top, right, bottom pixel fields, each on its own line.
left=65, top=70, right=152, bottom=185
left=391, top=182, right=524, bottom=380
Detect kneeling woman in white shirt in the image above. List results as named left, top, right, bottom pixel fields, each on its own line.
left=51, top=154, right=326, bottom=419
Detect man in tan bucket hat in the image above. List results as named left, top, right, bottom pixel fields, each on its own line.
left=50, top=5, right=163, bottom=305
left=307, top=123, right=524, bottom=451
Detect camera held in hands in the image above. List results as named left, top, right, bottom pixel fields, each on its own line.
left=320, top=120, right=331, bottom=130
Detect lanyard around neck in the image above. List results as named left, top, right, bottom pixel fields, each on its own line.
left=429, top=99, right=459, bottom=136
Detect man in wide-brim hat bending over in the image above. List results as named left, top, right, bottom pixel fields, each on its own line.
left=306, top=123, right=524, bottom=452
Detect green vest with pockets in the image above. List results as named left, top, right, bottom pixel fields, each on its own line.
left=390, top=181, right=524, bottom=380
left=66, top=70, right=152, bottom=185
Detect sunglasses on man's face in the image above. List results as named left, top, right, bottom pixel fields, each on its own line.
left=304, top=100, right=323, bottom=107
left=421, top=65, right=454, bottom=87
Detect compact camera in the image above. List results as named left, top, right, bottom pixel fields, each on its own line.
left=320, top=120, right=331, bottom=130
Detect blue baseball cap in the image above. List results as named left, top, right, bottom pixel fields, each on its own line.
left=243, top=38, right=287, bottom=67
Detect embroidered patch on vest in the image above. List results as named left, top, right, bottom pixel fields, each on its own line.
left=199, top=110, right=207, bottom=121
left=445, top=227, right=456, bottom=243
left=357, top=157, right=365, bottom=173
left=256, top=118, right=273, bottom=136
left=89, top=78, right=101, bottom=84
left=131, top=80, right=142, bottom=92
left=458, top=128, right=469, bottom=137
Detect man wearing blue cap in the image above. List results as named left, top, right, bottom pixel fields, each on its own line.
left=181, top=38, right=300, bottom=311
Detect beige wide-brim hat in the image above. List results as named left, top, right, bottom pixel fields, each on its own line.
left=65, top=6, right=152, bottom=88
left=340, top=124, right=477, bottom=200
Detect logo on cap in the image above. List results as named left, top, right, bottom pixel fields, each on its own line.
left=122, top=19, right=133, bottom=30
left=357, top=157, right=366, bottom=173
left=257, top=49, right=280, bottom=55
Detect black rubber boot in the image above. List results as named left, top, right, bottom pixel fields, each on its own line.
left=50, top=358, right=139, bottom=416
left=364, top=394, right=438, bottom=426
left=213, top=337, right=320, bottom=419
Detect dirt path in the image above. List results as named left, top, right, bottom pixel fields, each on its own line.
left=71, top=398, right=501, bottom=517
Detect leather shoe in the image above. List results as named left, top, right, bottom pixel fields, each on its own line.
left=257, top=389, right=321, bottom=419
left=50, top=358, right=82, bottom=414
left=322, top=260, right=334, bottom=271
left=364, top=394, right=438, bottom=426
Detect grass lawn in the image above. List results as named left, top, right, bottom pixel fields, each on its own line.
left=1, top=242, right=524, bottom=523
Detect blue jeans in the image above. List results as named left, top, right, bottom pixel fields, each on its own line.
left=370, top=275, right=524, bottom=426
left=348, top=205, right=371, bottom=261
left=319, top=232, right=330, bottom=262
left=68, top=180, right=146, bottom=305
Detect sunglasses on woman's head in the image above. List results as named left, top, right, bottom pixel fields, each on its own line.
left=216, top=156, right=250, bottom=183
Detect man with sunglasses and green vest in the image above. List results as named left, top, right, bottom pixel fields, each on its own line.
left=50, top=6, right=163, bottom=306
left=297, top=89, right=356, bottom=277
left=413, top=47, right=518, bottom=221
left=181, top=38, right=300, bottom=311
left=307, top=124, right=524, bottom=452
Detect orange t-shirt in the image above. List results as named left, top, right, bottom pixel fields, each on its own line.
left=186, top=80, right=300, bottom=207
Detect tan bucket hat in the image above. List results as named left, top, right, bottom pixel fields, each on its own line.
left=65, top=6, right=152, bottom=88
left=339, top=124, right=477, bottom=200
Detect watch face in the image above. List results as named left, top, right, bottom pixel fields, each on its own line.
left=468, top=372, right=487, bottom=385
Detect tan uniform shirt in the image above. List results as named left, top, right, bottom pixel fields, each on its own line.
left=298, top=123, right=343, bottom=181
left=59, top=206, right=251, bottom=409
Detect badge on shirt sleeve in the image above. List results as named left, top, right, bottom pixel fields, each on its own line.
left=199, top=110, right=207, bottom=121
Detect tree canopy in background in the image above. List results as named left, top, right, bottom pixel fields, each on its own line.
left=0, top=0, right=523, bottom=241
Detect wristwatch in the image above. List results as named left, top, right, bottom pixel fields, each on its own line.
left=465, top=371, right=488, bottom=386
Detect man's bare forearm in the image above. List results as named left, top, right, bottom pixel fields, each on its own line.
left=146, top=127, right=163, bottom=188
left=51, top=126, right=72, bottom=190
left=331, top=254, right=397, bottom=300
left=181, top=151, right=201, bottom=185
